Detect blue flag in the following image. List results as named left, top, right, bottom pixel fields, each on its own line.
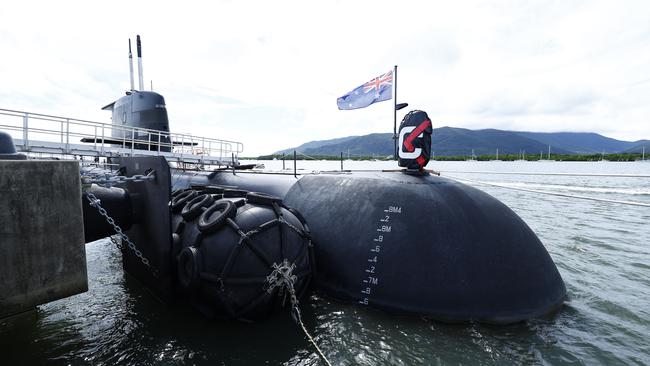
left=337, top=70, right=393, bottom=110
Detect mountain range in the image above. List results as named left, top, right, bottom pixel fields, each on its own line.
left=273, top=127, right=650, bottom=157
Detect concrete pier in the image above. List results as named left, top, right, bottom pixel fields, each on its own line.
left=0, top=160, right=87, bottom=318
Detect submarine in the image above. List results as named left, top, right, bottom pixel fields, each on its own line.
left=79, top=36, right=566, bottom=324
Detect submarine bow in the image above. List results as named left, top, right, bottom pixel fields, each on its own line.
left=196, top=170, right=567, bottom=324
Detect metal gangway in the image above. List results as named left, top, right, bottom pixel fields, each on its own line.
left=0, top=108, right=244, bottom=167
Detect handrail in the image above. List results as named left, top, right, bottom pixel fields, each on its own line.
left=0, top=108, right=244, bottom=165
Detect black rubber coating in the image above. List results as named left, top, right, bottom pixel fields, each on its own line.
left=282, top=173, right=567, bottom=324
left=171, top=190, right=198, bottom=212
left=246, top=192, right=281, bottom=206
left=223, top=189, right=248, bottom=198
left=177, top=246, right=201, bottom=289
left=202, top=186, right=226, bottom=194
left=198, top=200, right=237, bottom=234
left=232, top=198, right=247, bottom=208
left=287, top=207, right=307, bottom=226
left=181, top=193, right=215, bottom=221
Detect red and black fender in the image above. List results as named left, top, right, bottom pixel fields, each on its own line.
left=398, top=110, right=433, bottom=170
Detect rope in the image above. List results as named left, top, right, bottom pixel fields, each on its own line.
left=294, top=306, right=332, bottom=366
left=266, top=261, right=332, bottom=366
left=445, top=175, right=650, bottom=208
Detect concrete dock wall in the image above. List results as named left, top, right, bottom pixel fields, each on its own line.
left=0, top=160, right=87, bottom=318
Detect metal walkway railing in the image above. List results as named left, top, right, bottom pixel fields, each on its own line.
left=0, top=108, right=244, bottom=166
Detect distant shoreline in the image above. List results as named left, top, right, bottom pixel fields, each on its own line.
left=250, top=153, right=647, bottom=162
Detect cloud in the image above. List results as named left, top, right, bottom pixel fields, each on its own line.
left=473, top=86, right=601, bottom=117
left=1, top=0, right=649, bottom=155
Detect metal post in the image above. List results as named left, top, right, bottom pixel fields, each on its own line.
left=340, top=152, right=343, bottom=171
left=65, top=118, right=70, bottom=153
left=293, top=150, right=297, bottom=178
left=137, top=35, right=144, bottom=91
left=128, top=39, right=135, bottom=90
left=158, top=132, right=161, bottom=154
left=131, top=129, right=135, bottom=155
left=393, top=65, right=398, bottom=160
left=101, top=125, right=105, bottom=155
left=282, top=153, right=286, bottom=170
left=22, top=114, right=29, bottom=151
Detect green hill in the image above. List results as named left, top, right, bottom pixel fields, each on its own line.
left=272, top=127, right=615, bottom=157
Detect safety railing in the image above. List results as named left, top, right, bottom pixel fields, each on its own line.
left=0, top=108, right=244, bottom=166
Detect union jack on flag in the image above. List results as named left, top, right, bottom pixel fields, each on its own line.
left=337, top=70, right=393, bottom=110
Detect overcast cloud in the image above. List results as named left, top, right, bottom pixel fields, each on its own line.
left=1, top=0, right=649, bottom=155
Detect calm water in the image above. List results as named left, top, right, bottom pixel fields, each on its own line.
left=2, top=161, right=649, bottom=365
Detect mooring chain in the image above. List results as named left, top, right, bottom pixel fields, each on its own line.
left=81, top=171, right=156, bottom=187
left=109, top=235, right=123, bottom=250
left=266, top=260, right=333, bottom=366
left=83, top=191, right=159, bottom=278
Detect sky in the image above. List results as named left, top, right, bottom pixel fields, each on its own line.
left=1, top=0, right=649, bottom=156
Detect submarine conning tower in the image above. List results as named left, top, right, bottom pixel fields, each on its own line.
left=102, top=35, right=172, bottom=151
left=102, top=90, right=171, bottom=141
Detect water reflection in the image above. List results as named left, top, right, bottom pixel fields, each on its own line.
left=2, top=162, right=650, bottom=365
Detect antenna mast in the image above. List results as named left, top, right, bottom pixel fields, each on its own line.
left=128, top=39, right=135, bottom=90
left=137, top=35, right=144, bottom=91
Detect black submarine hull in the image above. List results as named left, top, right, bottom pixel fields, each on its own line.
left=171, top=169, right=566, bottom=324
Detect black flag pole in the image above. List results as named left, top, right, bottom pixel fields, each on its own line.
left=393, top=65, right=398, bottom=160
left=392, top=67, right=409, bottom=160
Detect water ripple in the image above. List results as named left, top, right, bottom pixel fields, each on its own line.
left=2, top=162, right=649, bottom=365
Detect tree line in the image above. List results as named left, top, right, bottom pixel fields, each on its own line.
left=251, top=152, right=647, bottom=162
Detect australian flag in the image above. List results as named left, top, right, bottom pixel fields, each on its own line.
left=337, top=70, right=393, bottom=110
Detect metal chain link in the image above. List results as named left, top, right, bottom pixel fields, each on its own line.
left=266, top=260, right=332, bottom=366
left=84, top=191, right=159, bottom=277
left=109, top=235, right=123, bottom=250
left=81, top=173, right=156, bottom=187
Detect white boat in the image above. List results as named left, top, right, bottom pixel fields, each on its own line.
left=598, top=151, right=609, bottom=162
left=637, top=147, right=649, bottom=162
left=467, top=149, right=477, bottom=162
left=514, top=150, right=526, bottom=162
left=538, top=146, right=554, bottom=162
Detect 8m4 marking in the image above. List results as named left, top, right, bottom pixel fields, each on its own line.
left=359, top=205, right=402, bottom=306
